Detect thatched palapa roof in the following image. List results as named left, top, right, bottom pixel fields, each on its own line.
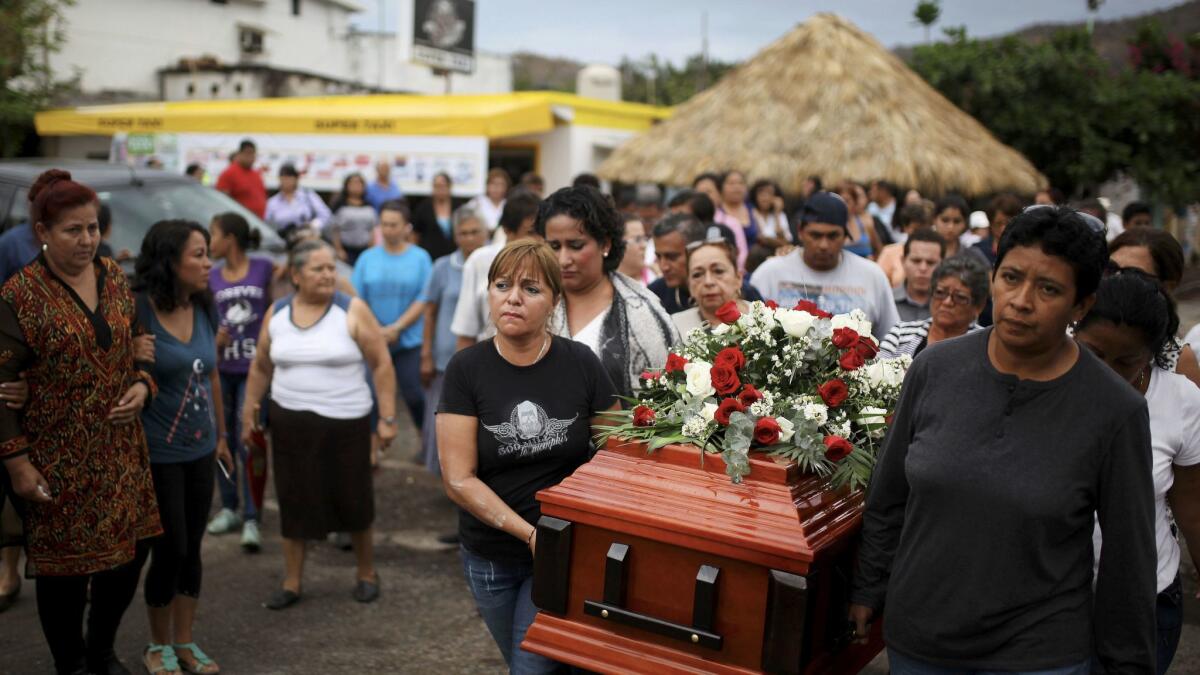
left=597, top=14, right=1046, bottom=196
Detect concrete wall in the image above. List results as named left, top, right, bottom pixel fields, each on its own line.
left=51, top=0, right=511, bottom=100
left=508, top=124, right=639, bottom=194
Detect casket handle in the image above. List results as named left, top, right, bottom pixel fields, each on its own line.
left=583, top=542, right=724, bottom=650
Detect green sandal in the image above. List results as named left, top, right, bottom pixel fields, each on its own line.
left=174, top=642, right=220, bottom=675
left=143, top=644, right=180, bottom=675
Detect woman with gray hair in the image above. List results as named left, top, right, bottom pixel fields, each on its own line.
left=879, top=254, right=989, bottom=359
left=242, top=239, right=397, bottom=610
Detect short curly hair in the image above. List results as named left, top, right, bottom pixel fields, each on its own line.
left=535, top=185, right=625, bottom=274
left=134, top=219, right=214, bottom=313
left=996, top=205, right=1108, bottom=302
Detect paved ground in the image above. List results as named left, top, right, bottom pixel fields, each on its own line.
left=5, top=287, right=1200, bottom=674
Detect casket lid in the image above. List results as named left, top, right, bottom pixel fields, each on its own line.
left=536, top=438, right=864, bottom=574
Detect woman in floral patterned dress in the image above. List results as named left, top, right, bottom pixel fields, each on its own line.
left=0, top=169, right=160, bottom=675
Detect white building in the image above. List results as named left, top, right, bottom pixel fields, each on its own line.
left=49, top=0, right=511, bottom=103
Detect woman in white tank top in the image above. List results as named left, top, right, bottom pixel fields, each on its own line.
left=240, top=240, right=397, bottom=610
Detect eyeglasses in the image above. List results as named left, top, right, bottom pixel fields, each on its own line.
left=1022, top=204, right=1107, bottom=237
left=624, top=235, right=649, bottom=245
left=932, top=287, right=973, bottom=306
left=1103, top=262, right=1158, bottom=281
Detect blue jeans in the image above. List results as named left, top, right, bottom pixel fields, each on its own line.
left=216, top=371, right=256, bottom=522
left=460, top=547, right=560, bottom=674
left=392, top=346, right=425, bottom=430
left=888, top=649, right=1089, bottom=675
left=1155, top=575, right=1183, bottom=675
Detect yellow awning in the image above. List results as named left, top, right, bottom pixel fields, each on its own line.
left=35, top=92, right=671, bottom=138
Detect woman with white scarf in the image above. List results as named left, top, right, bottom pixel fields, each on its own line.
left=537, top=186, right=679, bottom=397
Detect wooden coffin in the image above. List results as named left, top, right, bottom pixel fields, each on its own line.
left=522, top=438, right=883, bottom=674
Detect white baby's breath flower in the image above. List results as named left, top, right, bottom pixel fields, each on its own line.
left=682, top=416, right=707, bottom=439
left=802, top=402, right=829, bottom=426
left=750, top=400, right=773, bottom=417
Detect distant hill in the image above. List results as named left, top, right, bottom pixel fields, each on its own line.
left=1008, top=0, right=1199, bottom=66
left=894, top=0, right=1200, bottom=66
left=511, top=51, right=582, bottom=92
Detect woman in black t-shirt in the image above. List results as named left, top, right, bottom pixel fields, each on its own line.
left=437, top=240, right=618, bottom=673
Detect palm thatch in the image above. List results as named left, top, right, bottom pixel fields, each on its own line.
left=598, top=13, right=1046, bottom=197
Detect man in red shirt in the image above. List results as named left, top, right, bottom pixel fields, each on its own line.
left=216, top=139, right=267, bottom=218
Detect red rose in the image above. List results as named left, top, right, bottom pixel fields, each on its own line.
left=831, top=327, right=860, bottom=349
left=823, top=435, right=854, bottom=462
left=714, top=300, right=741, bottom=324
left=818, top=379, right=849, bottom=407
left=715, top=398, right=746, bottom=426
left=710, top=364, right=741, bottom=395
left=854, top=336, right=879, bottom=360
left=665, top=353, right=689, bottom=374
left=738, top=384, right=764, bottom=406
left=715, top=346, right=746, bottom=371
left=793, top=300, right=833, bottom=319
left=754, top=417, right=782, bottom=446
left=839, top=349, right=865, bottom=371
left=640, top=370, right=662, bottom=381
left=633, top=405, right=656, bottom=427
left=764, top=300, right=779, bottom=309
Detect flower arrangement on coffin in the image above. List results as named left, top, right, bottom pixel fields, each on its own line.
left=599, top=300, right=910, bottom=489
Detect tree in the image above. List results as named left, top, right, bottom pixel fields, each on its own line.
left=913, top=1, right=941, bottom=44
left=0, top=0, right=76, bottom=158
left=910, top=26, right=1200, bottom=206
left=618, top=53, right=735, bottom=106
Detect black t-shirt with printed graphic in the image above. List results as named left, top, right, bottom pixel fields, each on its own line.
left=439, top=335, right=618, bottom=563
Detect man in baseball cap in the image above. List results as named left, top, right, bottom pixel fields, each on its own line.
left=750, top=191, right=898, bottom=341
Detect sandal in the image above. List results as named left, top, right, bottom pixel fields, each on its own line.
left=142, top=644, right=180, bottom=675
left=264, top=588, right=301, bottom=610
left=173, top=642, right=219, bottom=674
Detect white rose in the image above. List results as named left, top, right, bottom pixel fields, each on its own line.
left=831, top=310, right=872, bottom=338
left=860, top=406, right=888, bottom=426
left=700, top=401, right=718, bottom=424
left=777, top=417, right=795, bottom=444
left=777, top=309, right=816, bottom=338
left=711, top=323, right=731, bottom=335
left=684, top=361, right=716, bottom=398
left=861, top=361, right=888, bottom=390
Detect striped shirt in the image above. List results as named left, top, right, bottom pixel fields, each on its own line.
left=879, top=318, right=981, bottom=359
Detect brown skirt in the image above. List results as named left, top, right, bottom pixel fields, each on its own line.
left=269, top=402, right=374, bottom=540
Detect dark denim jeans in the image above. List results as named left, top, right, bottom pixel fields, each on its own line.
left=216, top=371, right=256, bottom=522
left=392, top=346, right=425, bottom=430
left=460, top=547, right=560, bottom=674
left=888, top=649, right=1089, bottom=675
left=1155, top=575, right=1183, bottom=675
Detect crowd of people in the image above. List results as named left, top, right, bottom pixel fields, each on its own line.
left=0, top=142, right=1195, bottom=675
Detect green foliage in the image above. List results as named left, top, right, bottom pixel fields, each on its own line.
left=0, top=0, right=76, bottom=158
left=618, top=54, right=736, bottom=106
left=913, top=1, right=941, bottom=43
left=910, top=25, right=1200, bottom=206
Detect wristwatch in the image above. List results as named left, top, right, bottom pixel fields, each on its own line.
left=382, top=416, right=397, bottom=425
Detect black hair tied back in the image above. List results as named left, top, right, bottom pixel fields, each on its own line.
left=1078, top=270, right=1180, bottom=370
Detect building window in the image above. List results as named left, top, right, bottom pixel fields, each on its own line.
left=239, top=27, right=264, bottom=55
left=292, top=0, right=301, bottom=16
left=186, top=83, right=195, bottom=96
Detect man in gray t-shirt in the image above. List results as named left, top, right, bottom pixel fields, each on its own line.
left=751, top=191, right=899, bottom=341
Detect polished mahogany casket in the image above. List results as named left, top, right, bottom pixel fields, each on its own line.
left=522, top=438, right=883, bottom=674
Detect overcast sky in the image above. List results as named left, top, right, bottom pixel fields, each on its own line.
left=355, top=0, right=1184, bottom=64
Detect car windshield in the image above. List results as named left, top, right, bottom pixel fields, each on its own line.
left=95, top=182, right=284, bottom=258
